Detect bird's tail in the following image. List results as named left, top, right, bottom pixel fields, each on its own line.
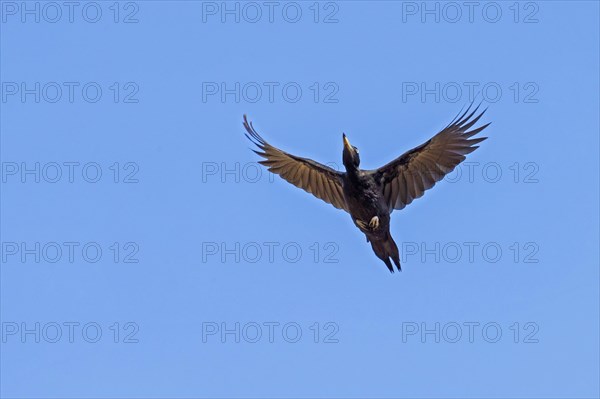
left=370, top=232, right=401, bottom=273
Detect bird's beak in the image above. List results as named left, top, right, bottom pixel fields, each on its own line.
left=343, top=133, right=352, bottom=152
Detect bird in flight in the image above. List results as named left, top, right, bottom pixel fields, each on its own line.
left=243, top=104, right=489, bottom=273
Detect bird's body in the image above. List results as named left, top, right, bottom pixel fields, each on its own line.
left=243, top=104, right=489, bottom=273
left=343, top=170, right=389, bottom=238
left=341, top=156, right=400, bottom=272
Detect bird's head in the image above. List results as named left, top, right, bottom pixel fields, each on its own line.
left=342, top=133, right=360, bottom=170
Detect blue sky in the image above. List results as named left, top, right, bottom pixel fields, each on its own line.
left=1, top=1, right=599, bottom=398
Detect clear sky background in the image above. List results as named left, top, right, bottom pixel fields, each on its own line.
left=1, top=1, right=599, bottom=398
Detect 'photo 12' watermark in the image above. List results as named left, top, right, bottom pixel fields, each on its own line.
left=401, top=321, right=539, bottom=344
left=399, top=2, right=540, bottom=24
left=401, top=81, right=540, bottom=104
left=1, top=82, right=140, bottom=104
left=400, top=241, right=540, bottom=265
left=201, top=321, right=339, bottom=343
left=1, top=241, right=140, bottom=264
left=1, top=2, right=140, bottom=24
left=1, top=162, right=139, bottom=184
left=201, top=81, right=339, bottom=104
left=202, top=241, right=340, bottom=264
left=2, top=321, right=139, bottom=344
left=200, top=2, right=340, bottom=24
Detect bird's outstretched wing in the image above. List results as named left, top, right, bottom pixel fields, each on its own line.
left=371, top=103, right=490, bottom=211
left=243, top=115, right=348, bottom=212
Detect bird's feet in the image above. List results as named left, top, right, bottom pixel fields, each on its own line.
left=356, top=216, right=380, bottom=231
left=355, top=219, right=368, bottom=230
left=369, top=216, right=380, bottom=229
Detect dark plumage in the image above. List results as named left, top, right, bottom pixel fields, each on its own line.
left=243, top=104, right=490, bottom=273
